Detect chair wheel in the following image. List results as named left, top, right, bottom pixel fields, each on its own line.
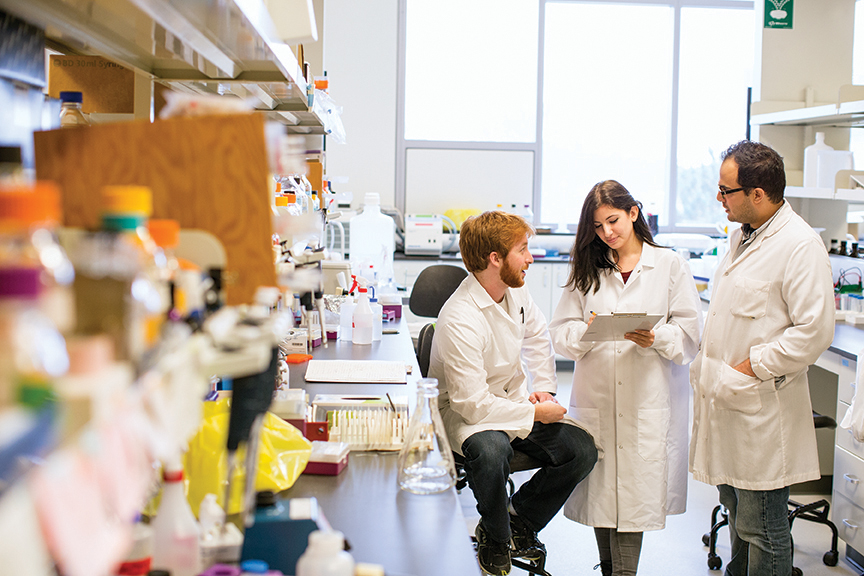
left=702, top=533, right=710, bottom=546
left=792, top=568, right=802, bottom=576
left=707, top=555, right=722, bottom=570
left=823, top=550, right=839, bottom=566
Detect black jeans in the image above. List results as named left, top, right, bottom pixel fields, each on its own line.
left=461, top=422, right=597, bottom=543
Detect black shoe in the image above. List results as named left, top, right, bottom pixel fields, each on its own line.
left=509, top=512, right=546, bottom=561
left=475, top=522, right=511, bottom=575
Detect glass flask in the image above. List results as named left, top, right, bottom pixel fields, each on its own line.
left=397, top=378, right=456, bottom=494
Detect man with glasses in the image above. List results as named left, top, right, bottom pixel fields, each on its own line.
left=690, top=140, right=835, bottom=576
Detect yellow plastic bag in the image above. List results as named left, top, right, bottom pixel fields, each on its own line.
left=183, top=398, right=312, bottom=517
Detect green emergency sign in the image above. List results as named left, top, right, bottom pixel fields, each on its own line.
left=765, top=0, right=793, bottom=29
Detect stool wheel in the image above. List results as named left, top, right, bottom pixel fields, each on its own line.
left=792, top=568, right=802, bottom=576
left=823, top=550, right=839, bottom=566
left=702, top=533, right=710, bottom=546
left=707, top=554, right=722, bottom=570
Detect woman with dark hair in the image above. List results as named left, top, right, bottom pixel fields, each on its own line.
left=548, top=180, right=703, bottom=576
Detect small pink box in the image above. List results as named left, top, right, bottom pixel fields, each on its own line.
left=382, top=303, right=401, bottom=319
left=303, top=441, right=349, bottom=476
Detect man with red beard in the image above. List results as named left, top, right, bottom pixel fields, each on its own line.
left=428, top=210, right=598, bottom=575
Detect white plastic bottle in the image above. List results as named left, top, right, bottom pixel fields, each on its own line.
left=352, top=286, right=374, bottom=345
left=369, top=294, right=383, bottom=342
left=296, top=530, right=354, bottom=576
left=804, top=132, right=833, bottom=188
left=348, top=193, right=395, bottom=280
left=151, top=468, right=201, bottom=576
left=116, top=517, right=153, bottom=576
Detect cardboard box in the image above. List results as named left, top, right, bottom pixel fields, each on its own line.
left=48, top=55, right=134, bottom=113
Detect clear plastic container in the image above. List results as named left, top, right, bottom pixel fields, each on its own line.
left=70, top=186, right=169, bottom=363
left=296, top=530, right=354, bottom=576
left=339, top=296, right=355, bottom=342
left=396, top=378, right=456, bottom=494
left=59, top=91, right=90, bottom=128
left=0, top=267, right=68, bottom=409
left=0, top=181, right=75, bottom=334
left=151, top=469, right=201, bottom=576
left=369, top=295, right=383, bottom=342
left=348, top=193, right=395, bottom=283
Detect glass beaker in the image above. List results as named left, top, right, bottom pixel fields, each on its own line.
left=397, top=378, right=456, bottom=494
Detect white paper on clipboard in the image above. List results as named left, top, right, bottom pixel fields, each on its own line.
left=580, top=313, right=663, bottom=342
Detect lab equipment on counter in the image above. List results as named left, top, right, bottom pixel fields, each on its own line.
left=295, top=530, right=354, bottom=576
left=310, top=394, right=408, bottom=451
left=151, top=468, right=201, bottom=576
left=303, top=441, right=350, bottom=475
left=351, top=285, right=373, bottom=345
left=240, top=494, right=331, bottom=575
left=396, top=378, right=456, bottom=494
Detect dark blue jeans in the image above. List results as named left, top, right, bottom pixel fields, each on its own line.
left=461, top=422, right=597, bottom=544
left=718, top=484, right=792, bottom=576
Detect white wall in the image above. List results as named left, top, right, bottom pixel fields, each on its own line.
left=322, top=0, right=399, bottom=209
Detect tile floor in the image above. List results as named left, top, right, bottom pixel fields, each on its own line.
left=456, top=368, right=863, bottom=576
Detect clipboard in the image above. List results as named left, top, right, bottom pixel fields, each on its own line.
left=580, top=313, right=663, bottom=342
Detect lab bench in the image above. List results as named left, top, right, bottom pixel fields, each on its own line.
left=284, top=315, right=481, bottom=576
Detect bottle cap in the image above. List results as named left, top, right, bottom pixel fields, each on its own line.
left=275, top=196, right=290, bottom=207
left=101, top=185, right=153, bottom=216
left=239, top=560, right=269, bottom=574
left=363, top=192, right=380, bottom=206
left=162, top=469, right=184, bottom=482
left=255, top=490, right=276, bottom=507
left=0, top=181, right=61, bottom=227
left=59, top=91, right=83, bottom=103
left=148, top=219, right=180, bottom=249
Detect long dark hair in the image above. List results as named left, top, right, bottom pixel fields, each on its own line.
left=566, top=180, right=660, bottom=294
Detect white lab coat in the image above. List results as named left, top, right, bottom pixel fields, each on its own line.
left=690, top=201, right=835, bottom=490
left=430, top=273, right=594, bottom=455
left=549, top=243, right=702, bottom=531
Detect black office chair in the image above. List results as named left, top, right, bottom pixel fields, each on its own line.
left=702, top=411, right=840, bottom=575
left=417, top=322, right=550, bottom=576
left=408, top=264, right=469, bottom=318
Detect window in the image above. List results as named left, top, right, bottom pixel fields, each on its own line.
left=398, top=0, right=754, bottom=232
left=404, top=0, right=538, bottom=142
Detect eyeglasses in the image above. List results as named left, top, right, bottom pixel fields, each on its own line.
left=718, top=186, right=748, bottom=197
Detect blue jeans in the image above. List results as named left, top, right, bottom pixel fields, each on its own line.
left=718, top=484, right=792, bottom=576
left=461, top=422, right=597, bottom=544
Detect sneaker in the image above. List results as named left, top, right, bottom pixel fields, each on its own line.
left=475, top=522, right=511, bottom=575
left=509, top=512, right=546, bottom=561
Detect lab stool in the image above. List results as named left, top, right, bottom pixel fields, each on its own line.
left=455, top=451, right=552, bottom=576
left=702, top=411, right=840, bottom=575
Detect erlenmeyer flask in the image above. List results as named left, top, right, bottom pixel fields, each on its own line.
left=397, top=378, right=456, bottom=494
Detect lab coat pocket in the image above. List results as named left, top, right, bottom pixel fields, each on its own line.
left=637, top=408, right=670, bottom=462
left=730, top=277, right=771, bottom=320
left=713, top=363, right=764, bottom=414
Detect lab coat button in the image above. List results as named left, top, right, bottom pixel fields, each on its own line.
left=618, top=381, right=622, bottom=386
left=619, top=413, right=623, bottom=417
left=618, top=444, right=623, bottom=449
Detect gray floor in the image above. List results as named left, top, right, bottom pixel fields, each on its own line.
left=457, top=368, right=862, bottom=576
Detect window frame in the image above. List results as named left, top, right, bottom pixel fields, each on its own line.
left=395, top=0, right=754, bottom=234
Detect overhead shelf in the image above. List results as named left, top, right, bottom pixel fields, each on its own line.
left=751, top=99, right=864, bottom=128
left=0, top=0, right=325, bottom=132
